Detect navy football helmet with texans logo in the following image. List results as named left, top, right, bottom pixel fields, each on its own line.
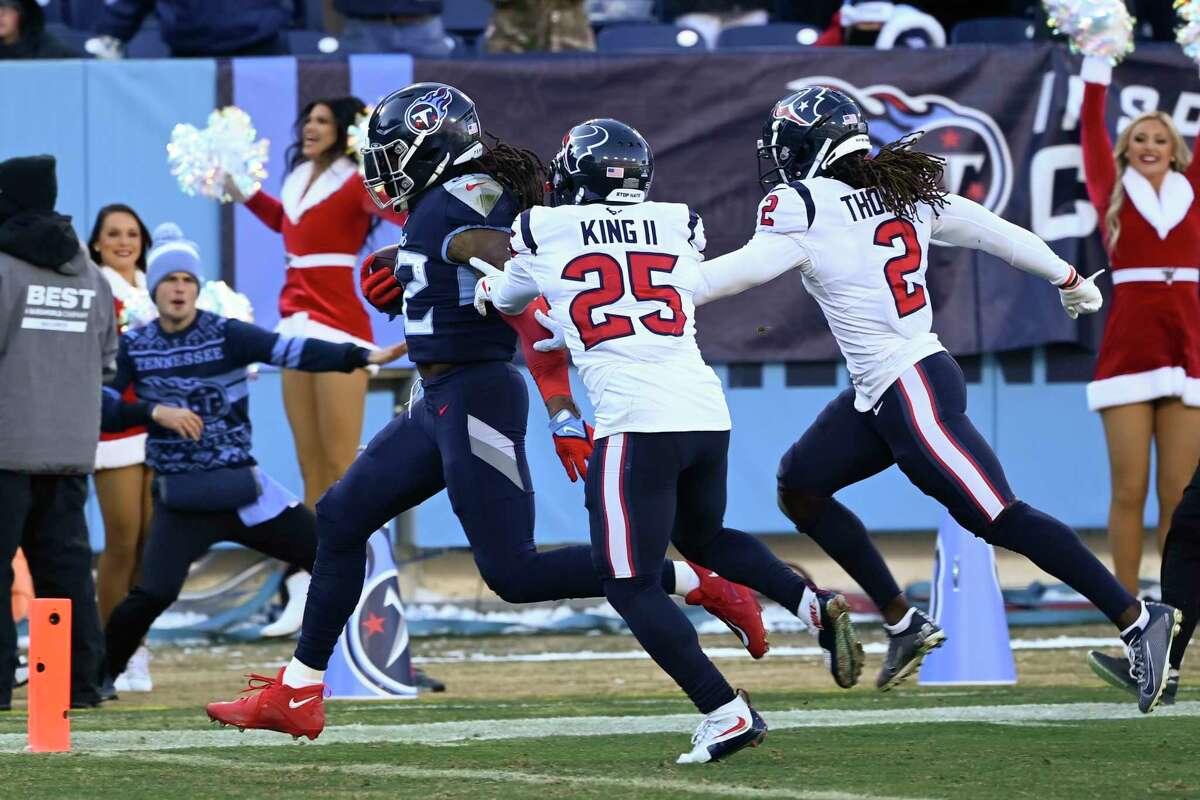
left=549, top=118, right=653, bottom=206
left=361, top=82, right=485, bottom=210
left=757, top=86, right=872, bottom=190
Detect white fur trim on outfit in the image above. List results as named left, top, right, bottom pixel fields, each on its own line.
left=1122, top=169, right=1194, bottom=241
left=286, top=252, right=357, bottom=269
left=1081, top=56, right=1112, bottom=86
left=95, top=433, right=147, bottom=470
left=281, top=157, right=358, bottom=225
left=1087, top=367, right=1200, bottom=410
left=101, top=265, right=148, bottom=298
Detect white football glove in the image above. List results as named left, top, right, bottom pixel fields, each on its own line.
left=469, top=257, right=505, bottom=316
left=1058, top=269, right=1105, bottom=319
left=531, top=309, right=567, bottom=352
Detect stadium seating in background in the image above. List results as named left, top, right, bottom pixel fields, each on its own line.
left=585, top=0, right=656, bottom=24
left=443, top=0, right=494, bottom=36
left=294, top=0, right=325, bottom=30
left=716, top=23, right=820, bottom=49
left=596, top=23, right=705, bottom=52
left=44, top=21, right=87, bottom=55
left=40, top=0, right=64, bottom=24
left=286, top=29, right=341, bottom=56
left=950, top=17, right=1035, bottom=44
left=125, top=28, right=170, bottom=58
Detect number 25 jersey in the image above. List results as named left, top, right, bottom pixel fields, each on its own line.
left=508, top=201, right=731, bottom=439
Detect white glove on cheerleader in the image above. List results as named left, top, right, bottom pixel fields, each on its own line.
left=1056, top=268, right=1105, bottom=319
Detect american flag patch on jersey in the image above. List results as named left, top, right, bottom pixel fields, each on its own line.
left=842, top=114, right=859, bottom=125
left=606, top=167, right=625, bottom=177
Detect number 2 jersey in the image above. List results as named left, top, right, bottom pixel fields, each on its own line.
left=503, top=201, right=731, bottom=439
left=744, top=177, right=1074, bottom=411
left=393, top=174, right=521, bottom=365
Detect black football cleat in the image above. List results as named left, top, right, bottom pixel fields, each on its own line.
left=1121, top=602, right=1182, bottom=714
left=877, top=608, right=946, bottom=691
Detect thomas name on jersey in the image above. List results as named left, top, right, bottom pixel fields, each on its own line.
left=580, top=217, right=660, bottom=247
left=838, top=187, right=892, bottom=224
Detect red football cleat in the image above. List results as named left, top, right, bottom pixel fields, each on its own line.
left=684, top=562, right=769, bottom=659
left=205, top=667, right=325, bottom=741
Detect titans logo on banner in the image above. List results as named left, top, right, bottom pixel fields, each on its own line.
left=405, top=86, right=453, bottom=136
left=788, top=76, right=1014, bottom=215
left=336, top=532, right=416, bottom=697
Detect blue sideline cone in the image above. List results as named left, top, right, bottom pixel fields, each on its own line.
left=325, top=529, right=418, bottom=698
left=918, top=512, right=1016, bottom=685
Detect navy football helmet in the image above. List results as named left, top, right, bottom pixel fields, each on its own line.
left=361, top=82, right=485, bottom=210
left=757, top=86, right=871, bottom=190
left=549, top=119, right=653, bottom=206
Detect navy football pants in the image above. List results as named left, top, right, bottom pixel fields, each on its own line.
left=106, top=501, right=315, bottom=680
left=587, top=430, right=809, bottom=713
left=779, top=352, right=1135, bottom=624
left=296, top=361, right=672, bottom=671
left=1162, top=458, right=1200, bottom=668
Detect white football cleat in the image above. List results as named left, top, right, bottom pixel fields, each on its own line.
left=260, top=571, right=311, bottom=638
left=676, top=689, right=767, bottom=765
left=114, top=645, right=153, bottom=692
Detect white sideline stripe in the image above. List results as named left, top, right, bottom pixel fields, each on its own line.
left=2, top=701, right=1195, bottom=754
left=897, top=368, right=1006, bottom=520
left=412, top=636, right=1126, bottom=664
left=93, top=752, right=920, bottom=800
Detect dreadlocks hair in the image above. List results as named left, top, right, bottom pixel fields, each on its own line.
left=826, top=133, right=949, bottom=222
left=466, top=134, right=548, bottom=212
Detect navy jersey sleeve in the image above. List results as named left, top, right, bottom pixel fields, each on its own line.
left=435, top=176, right=522, bottom=264
left=224, top=319, right=369, bottom=372
left=101, top=336, right=153, bottom=432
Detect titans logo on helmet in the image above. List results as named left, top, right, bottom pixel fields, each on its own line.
left=786, top=76, right=1014, bottom=215
left=404, top=86, right=454, bottom=136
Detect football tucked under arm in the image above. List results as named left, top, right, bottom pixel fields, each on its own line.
left=693, top=231, right=810, bottom=306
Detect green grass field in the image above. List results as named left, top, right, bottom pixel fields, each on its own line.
left=1, top=634, right=1196, bottom=799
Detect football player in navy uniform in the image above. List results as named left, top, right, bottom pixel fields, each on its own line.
left=689, top=86, right=1181, bottom=712
left=206, top=83, right=766, bottom=739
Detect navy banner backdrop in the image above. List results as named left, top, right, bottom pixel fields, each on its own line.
left=231, top=45, right=1198, bottom=361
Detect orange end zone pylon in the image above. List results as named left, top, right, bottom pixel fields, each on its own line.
left=28, top=598, right=71, bottom=753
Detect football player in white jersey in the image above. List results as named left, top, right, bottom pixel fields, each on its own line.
left=473, top=119, right=866, bottom=764
left=688, top=86, right=1181, bottom=713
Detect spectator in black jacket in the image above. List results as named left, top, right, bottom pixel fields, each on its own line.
left=0, top=0, right=77, bottom=59
left=335, top=0, right=451, bottom=57
left=86, top=0, right=290, bottom=58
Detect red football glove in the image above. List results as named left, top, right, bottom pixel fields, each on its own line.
left=549, top=409, right=594, bottom=482
left=360, top=245, right=405, bottom=316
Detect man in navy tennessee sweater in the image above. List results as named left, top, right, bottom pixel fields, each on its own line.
left=100, top=225, right=405, bottom=687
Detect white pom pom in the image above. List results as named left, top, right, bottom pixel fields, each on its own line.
left=1177, top=0, right=1200, bottom=65
left=167, top=106, right=269, bottom=203
left=152, top=221, right=184, bottom=243
left=197, top=280, right=254, bottom=323
left=1043, top=0, right=1134, bottom=65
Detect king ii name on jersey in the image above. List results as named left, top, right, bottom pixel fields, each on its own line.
left=506, top=200, right=730, bottom=440
left=392, top=174, right=522, bottom=364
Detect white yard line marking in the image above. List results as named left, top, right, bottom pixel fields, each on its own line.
left=414, top=637, right=1123, bottom=664
left=0, top=701, right=1194, bottom=754
left=89, top=752, right=923, bottom=800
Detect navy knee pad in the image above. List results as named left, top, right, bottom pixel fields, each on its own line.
left=981, top=501, right=1031, bottom=547
left=602, top=574, right=662, bottom=611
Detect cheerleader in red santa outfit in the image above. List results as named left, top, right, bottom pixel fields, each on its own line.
left=226, top=96, right=406, bottom=636
left=1080, top=55, right=1200, bottom=595
left=88, top=203, right=157, bottom=691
